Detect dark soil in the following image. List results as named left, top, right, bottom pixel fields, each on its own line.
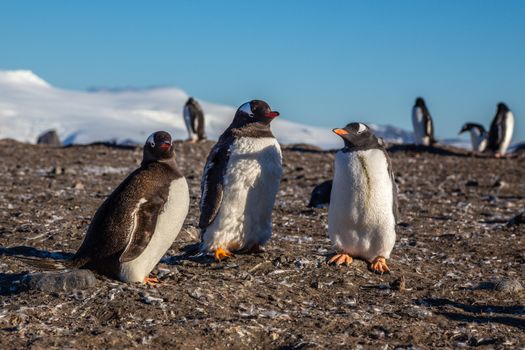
left=0, top=139, right=524, bottom=349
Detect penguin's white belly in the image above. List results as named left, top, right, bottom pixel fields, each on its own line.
left=119, top=177, right=189, bottom=282
left=470, top=130, right=487, bottom=152
left=328, top=149, right=396, bottom=261
left=412, top=107, right=429, bottom=146
left=499, top=112, right=514, bottom=154
left=202, top=137, right=282, bottom=251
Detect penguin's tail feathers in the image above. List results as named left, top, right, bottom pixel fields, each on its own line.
left=12, top=256, right=70, bottom=271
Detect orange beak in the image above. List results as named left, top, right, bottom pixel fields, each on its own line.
left=332, top=128, right=349, bottom=135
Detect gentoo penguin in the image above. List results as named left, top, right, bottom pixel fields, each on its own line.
left=328, top=123, right=398, bottom=273
left=307, top=180, right=333, bottom=208
left=199, top=100, right=282, bottom=260
left=487, top=102, right=514, bottom=157
left=412, top=97, right=436, bottom=146
left=20, top=132, right=189, bottom=284
left=183, top=97, right=207, bottom=142
left=459, top=123, right=488, bottom=152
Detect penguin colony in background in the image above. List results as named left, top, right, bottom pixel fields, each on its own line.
left=411, top=97, right=515, bottom=157
left=18, top=97, right=518, bottom=283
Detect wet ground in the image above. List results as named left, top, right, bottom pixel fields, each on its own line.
left=0, top=139, right=524, bottom=349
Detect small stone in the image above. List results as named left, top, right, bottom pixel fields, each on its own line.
left=74, top=182, right=85, bottom=190
left=494, top=279, right=523, bottom=293
left=51, top=166, right=63, bottom=175
left=140, top=292, right=164, bottom=305
left=37, top=129, right=61, bottom=146
left=465, top=180, right=478, bottom=187
left=476, top=278, right=524, bottom=293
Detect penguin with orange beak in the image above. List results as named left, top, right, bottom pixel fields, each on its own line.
left=328, top=123, right=398, bottom=273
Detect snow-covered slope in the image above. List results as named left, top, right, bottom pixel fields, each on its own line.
left=0, top=70, right=412, bottom=149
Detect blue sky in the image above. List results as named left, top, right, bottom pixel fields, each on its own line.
left=1, top=0, right=524, bottom=141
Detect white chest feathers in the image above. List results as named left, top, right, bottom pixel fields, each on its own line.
left=202, top=137, right=283, bottom=252
left=468, top=128, right=487, bottom=152
left=328, top=149, right=396, bottom=261
left=499, top=111, right=514, bottom=154
left=119, top=177, right=189, bottom=282
left=412, top=107, right=431, bottom=146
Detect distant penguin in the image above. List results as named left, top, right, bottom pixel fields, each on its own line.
left=37, top=129, right=61, bottom=146
left=487, top=102, right=514, bottom=157
left=19, top=132, right=189, bottom=284
left=199, top=100, right=282, bottom=260
left=412, top=97, right=436, bottom=146
left=183, top=97, right=207, bottom=142
left=328, top=123, right=398, bottom=273
left=307, top=180, right=332, bottom=208
left=459, top=123, right=488, bottom=152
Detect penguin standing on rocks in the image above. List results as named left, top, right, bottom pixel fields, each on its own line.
left=459, top=123, right=488, bottom=152
left=328, top=123, right=398, bottom=273
left=199, top=100, right=282, bottom=260
left=487, top=102, right=514, bottom=157
left=183, top=97, right=207, bottom=142
left=20, top=131, right=189, bottom=284
left=412, top=97, right=436, bottom=146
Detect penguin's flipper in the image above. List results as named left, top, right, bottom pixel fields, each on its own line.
left=198, top=138, right=232, bottom=230
left=119, top=194, right=167, bottom=263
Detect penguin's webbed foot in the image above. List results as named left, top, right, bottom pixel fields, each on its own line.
left=369, top=256, right=390, bottom=274
left=214, top=247, right=233, bottom=261
left=328, top=253, right=353, bottom=266
left=143, top=276, right=160, bottom=286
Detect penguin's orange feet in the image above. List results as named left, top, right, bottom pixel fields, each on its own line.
left=369, top=256, right=390, bottom=274
left=214, top=247, right=233, bottom=261
left=143, top=276, right=160, bottom=286
left=328, top=253, right=353, bottom=266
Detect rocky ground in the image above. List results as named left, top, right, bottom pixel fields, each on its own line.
left=0, top=139, right=524, bottom=349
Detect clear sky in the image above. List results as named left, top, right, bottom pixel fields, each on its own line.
left=1, top=0, right=524, bottom=141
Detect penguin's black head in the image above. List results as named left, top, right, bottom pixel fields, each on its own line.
left=187, top=97, right=195, bottom=104
left=497, top=102, right=509, bottom=112
left=415, top=97, right=426, bottom=108
left=459, top=123, right=486, bottom=135
left=143, top=131, right=174, bottom=163
left=233, top=100, right=280, bottom=127
left=332, top=123, right=384, bottom=150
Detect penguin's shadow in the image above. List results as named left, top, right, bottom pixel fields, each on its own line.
left=0, top=272, right=30, bottom=296
left=161, top=243, right=217, bottom=266
left=0, top=245, right=73, bottom=260
left=0, top=246, right=74, bottom=295
left=421, top=298, right=525, bottom=330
